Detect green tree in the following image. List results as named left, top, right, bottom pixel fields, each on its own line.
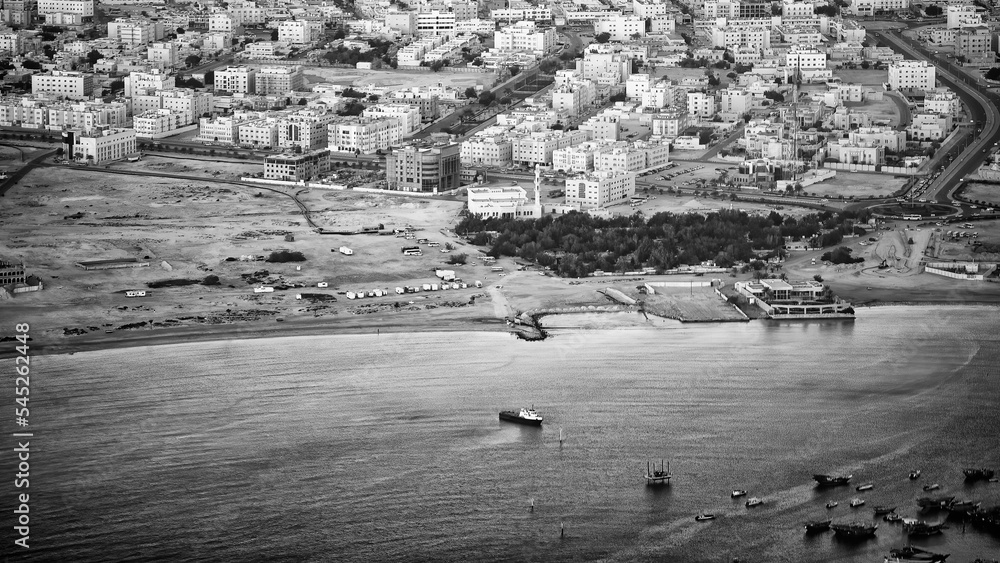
left=464, top=86, right=478, bottom=98
left=185, top=54, right=201, bottom=68
left=86, top=49, right=104, bottom=66
left=595, top=32, right=611, bottom=43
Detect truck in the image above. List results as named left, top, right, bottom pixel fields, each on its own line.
left=422, top=283, right=432, bottom=291
left=431, top=283, right=439, bottom=291
left=317, top=282, right=328, bottom=288
left=339, top=246, right=354, bottom=255
left=346, top=291, right=357, bottom=299
left=475, top=281, right=483, bottom=288
left=436, top=269, right=456, bottom=281
left=395, top=287, right=405, bottom=294
left=254, top=286, right=274, bottom=293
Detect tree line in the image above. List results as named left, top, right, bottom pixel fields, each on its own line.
left=455, top=209, right=870, bottom=278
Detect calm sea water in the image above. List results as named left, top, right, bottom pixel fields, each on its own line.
left=8, top=306, right=1000, bottom=562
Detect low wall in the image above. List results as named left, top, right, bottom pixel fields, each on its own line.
left=823, top=162, right=922, bottom=175
left=924, top=265, right=985, bottom=280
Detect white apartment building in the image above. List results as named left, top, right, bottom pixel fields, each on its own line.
left=687, top=92, right=716, bottom=118
left=107, top=19, right=162, bottom=46
left=579, top=114, right=620, bottom=141
left=594, top=15, right=645, bottom=41
left=278, top=20, right=319, bottom=45
left=924, top=89, right=961, bottom=115
left=31, top=71, right=93, bottom=99
left=416, top=10, right=455, bottom=36
left=710, top=25, right=771, bottom=50
left=461, top=134, right=514, bottom=167
left=37, top=0, right=93, bottom=16
left=228, top=1, right=267, bottom=25
left=846, top=0, right=909, bottom=17
left=781, top=0, right=814, bottom=17
left=147, top=42, right=178, bottom=67
left=125, top=69, right=174, bottom=98
left=133, top=109, right=186, bottom=138
left=363, top=103, right=421, bottom=136
left=849, top=127, right=906, bottom=152
left=0, top=32, right=22, bottom=55
left=67, top=127, right=136, bottom=164
left=650, top=110, right=691, bottom=140
left=579, top=49, right=632, bottom=85
left=512, top=130, right=590, bottom=166
left=626, top=73, right=653, bottom=102
left=551, top=82, right=596, bottom=116
left=888, top=60, right=935, bottom=91
left=45, top=100, right=128, bottom=130
left=720, top=88, right=751, bottom=116
left=215, top=66, right=257, bottom=94
left=594, top=144, right=646, bottom=172
left=329, top=116, right=404, bottom=153
left=785, top=49, right=827, bottom=71
left=490, top=6, right=552, bottom=22
left=132, top=89, right=213, bottom=125
left=276, top=110, right=336, bottom=150
left=495, top=20, right=556, bottom=55
left=385, top=10, right=417, bottom=35
left=237, top=118, right=278, bottom=148
left=467, top=185, right=541, bottom=218
left=209, top=12, right=238, bottom=33
left=633, top=0, right=669, bottom=18
left=564, top=170, right=636, bottom=209
left=255, top=66, right=304, bottom=95
left=947, top=4, right=981, bottom=29
left=455, top=19, right=495, bottom=34
left=553, top=142, right=600, bottom=172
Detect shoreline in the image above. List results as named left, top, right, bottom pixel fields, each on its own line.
left=8, top=298, right=999, bottom=359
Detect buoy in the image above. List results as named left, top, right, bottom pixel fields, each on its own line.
left=530, top=498, right=534, bottom=512
left=560, top=522, right=564, bottom=538
left=559, top=428, right=564, bottom=446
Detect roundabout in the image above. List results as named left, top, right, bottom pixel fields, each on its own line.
left=868, top=202, right=959, bottom=219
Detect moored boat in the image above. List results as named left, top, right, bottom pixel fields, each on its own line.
left=884, top=512, right=903, bottom=523
left=745, top=497, right=764, bottom=508
left=904, top=520, right=947, bottom=536
left=695, top=513, right=716, bottom=521
left=831, top=521, right=877, bottom=539
left=910, top=469, right=922, bottom=480
left=874, top=505, right=898, bottom=515
left=889, top=545, right=950, bottom=562
left=826, top=501, right=839, bottom=509
left=804, top=519, right=832, bottom=533
left=814, top=474, right=853, bottom=487
left=850, top=498, right=866, bottom=508
left=917, top=495, right=956, bottom=509
left=923, top=483, right=941, bottom=492
left=856, top=483, right=874, bottom=492
left=964, top=468, right=995, bottom=482
left=499, top=406, right=543, bottom=426
left=731, top=489, right=747, bottom=498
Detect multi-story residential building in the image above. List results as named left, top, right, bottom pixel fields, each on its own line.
left=564, top=170, right=636, bottom=209
left=255, top=66, right=304, bottom=95
left=490, top=6, right=552, bottom=22
left=132, top=89, right=213, bottom=125
left=828, top=139, right=884, bottom=164
left=650, top=109, right=691, bottom=139
left=133, top=109, right=185, bottom=138
left=495, top=20, right=556, bottom=55
left=579, top=113, right=620, bottom=141
left=552, top=141, right=600, bottom=172
left=209, top=12, right=238, bottom=33
left=31, top=70, right=93, bottom=99
left=633, top=0, right=669, bottom=18
left=888, top=60, right=935, bottom=91
left=551, top=82, right=595, bottom=116
left=908, top=112, right=953, bottom=141
left=385, top=141, right=461, bottom=193
left=924, top=89, right=961, bottom=115
left=830, top=106, right=872, bottom=129
left=849, top=127, right=906, bottom=152
left=46, top=99, right=128, bottom=130
left=277, top=110, right=336, bottom=150
left=64, top=126, right=136, bottom=163
left=781, top=0, right=814, bottom=17
left=947, top=4, right=982, bottom=29
left=956, top=26, right=991, bottom=62
left=1, top=0, right=37, bottom=26
left=415, top=10, right=455, bottom=36
left=278, top=20, right=318, bottom=45
left=107, top=18, right=162, bottom=46
left=0, top=30, right=22, bottom=55
left=461, top=133, right=514, bottom=167
left=237, top=117, right=278, bottom=148
left=467, top=185, right=541, bottom=218
left=785, top=48, right=827, bottom=71
left=384, top=10, right=416, bottom=35
left=578, top=46, right=632, bottom=85
left=125, top=69, right=174, bottom=98
left=37, top=0, right=91, bottom=16
left=512, top=129, right=590, bottom=166
left=846, top=0, right=909, bottom=16
left=455, top=19, right=494, bottom=34
left=594, top=14, right=645, bottom=41
left=215, top=66, right=257, bottom=94
left=362, top=103, right=421, bottom=136
left=687, top=92, right=716, bottom=118
left=329, top=116, right=403, bottom=153
left=829, top=18, right=866, bottom=42
left=147, top=42, right=178, bottom=67
left=710, top=25, right=771, bottom=50
left=228, top=0, right=267, bottom=25
left=389, top=90, right=440, bottom=121
left=737, top=0, right=772, bottom=18
left=594, top=143, right=647, bottom=172
left=720, top=88, right=751, bottom=117
left=263, top=149, right=330, bottom=181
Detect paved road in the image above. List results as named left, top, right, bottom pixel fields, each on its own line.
left=0, top=148, right=57, bottom=197
left=875, top=29, right=1000, bottom=215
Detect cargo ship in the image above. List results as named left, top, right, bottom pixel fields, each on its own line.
left=499, top=406, right=542, bottom=426
left=814, top=474, right=853, bottom=487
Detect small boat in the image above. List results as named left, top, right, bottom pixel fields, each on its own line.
left=826, top=501, right=839, bottom=509
left=923, top=483, right=941, bottom=492
left=695, top=513, right=716, bottom=521
left=850, top=498, right=866, bottom=508
left=884, top=512, right=903, bottom=523
left=804, top=519, right=832, bottom=533
left=831, top=521, right=877, bottom=539
left=856, top=483, right=874, bottom=492
left=499, top=406, right=543, bottom=426
left=745, top=497, right=764, bottom=508
left=889, top=545, right=951, bottom=562
left=945, top=499, right=980, bottom=514
left=904, top=520, right=947, bottom=536
left=814, top=474, right=853, bottom=487
left=963, top=468, right=995, bottom=482
left=644, top=460, right=672, bottom=486
left=731, top=489, right=747, bottom=498
left=909, top=469, right=922, bottom=480
left=917, top=495, right=955, bottom=509
left=874, top=505, right=898, bottom=515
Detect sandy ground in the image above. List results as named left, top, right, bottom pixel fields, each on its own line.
left=961, top=182, right=1000, bottom=206
left=4, top=158, right=999, bottom=358
left=302, top=68, right=497, bottom=91
left=798, top=172, right=908, bottom=199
